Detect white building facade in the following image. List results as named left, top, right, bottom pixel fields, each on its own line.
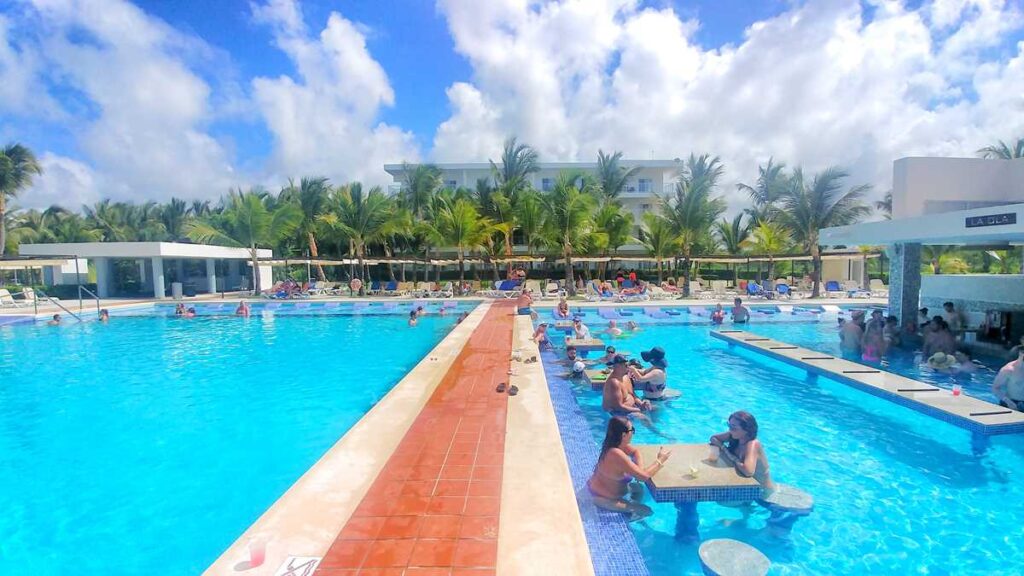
left=384, top=160, right=683, bottom=239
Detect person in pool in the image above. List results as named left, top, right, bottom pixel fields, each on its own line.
left=531, top=323, right=552, bottom=350
left=709, top=411, right=775, bottom=494
left=625, top=320, right=640, bottom=332
left=98, top=309, right=110, bottom=323
left=174, top=303, right=186, bottom=317
left=556, top=298, right=571, bottom=319
left=993, top=347, right=1024, bottom=411
left=586, top=416, right=671, bottom=521
left=591, top=345, right=618, bottom=367
left=456, top=311, right=470, bottom=324
left=711, top=303, right=725, bottom=325
left=731, top=298, right=750, bottom=324
left=559, top=345, right=581, bottom=367
left=185, top=307, right=197, bottom=318
left=630, top=347, right=668, bottom=401
left=235, top=300, right=251, bottom=317
left=47, top=313, right=61, bottom=326
left=571, top=318, right=591, bottom=340
left=861, top=311, right=885, bottom=361
left=602, top=355, right=652, bottom=417
left=600, top=320, right=623, bottom=337
left=840, top=311, right=864, bottom=356
left=408, top=310, right=418, bottom=327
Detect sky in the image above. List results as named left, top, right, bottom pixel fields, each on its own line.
left=2, top=0, right=1023, bottom=213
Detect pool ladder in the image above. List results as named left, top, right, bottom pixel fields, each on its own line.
left=33, top=288, right=84, bottom=322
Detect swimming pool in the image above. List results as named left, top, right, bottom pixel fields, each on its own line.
left=0, top=301, right=477, bottom=575
left=542, top=312, right=1024, bottom=575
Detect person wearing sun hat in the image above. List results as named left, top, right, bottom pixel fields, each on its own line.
left=925, top=352, right=958, bottom=372
left=630, top=346, right=669, bottom=401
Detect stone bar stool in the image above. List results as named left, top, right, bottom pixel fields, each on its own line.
left=698, top=539, right=770, bottom=576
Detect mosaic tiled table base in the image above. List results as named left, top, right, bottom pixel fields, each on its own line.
left=540, top=351, right=651, bottom=576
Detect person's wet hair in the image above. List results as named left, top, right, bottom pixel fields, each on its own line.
left=597, top=417, right=632, bottom=465
left=725, top=411, right=759, bottom=454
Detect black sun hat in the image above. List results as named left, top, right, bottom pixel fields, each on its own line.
left=641, top=346, right=667, bottom=368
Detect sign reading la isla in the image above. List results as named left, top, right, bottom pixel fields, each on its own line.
left=965, top=212, right=1017, bottom=228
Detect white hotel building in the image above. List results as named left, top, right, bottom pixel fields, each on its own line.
left=384, top=160, right=683, bottom=239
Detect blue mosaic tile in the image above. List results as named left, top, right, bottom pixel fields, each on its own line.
left=540, top=349, right=651, bottom=576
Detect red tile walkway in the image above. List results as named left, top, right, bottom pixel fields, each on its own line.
left=316, top=301, right=516, bottom=575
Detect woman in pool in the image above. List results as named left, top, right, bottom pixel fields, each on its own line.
left=408, top=310, right=418, bottom=327
left=709, top=411, right=775, bottom=494
left=710, top=303, right=725, bottom=325
left=861, top=316, right=885, bottom=362
left=235, top=301, right=251, bottom=318
left=174, top=303, right=186, bottom=317
left=531, top=323, right=552, bottom=350
left=556, top=298, right=571, bottom=319
left=98, top=309, right=110, bottom=323
left=587, top=417, right=671, bottom=520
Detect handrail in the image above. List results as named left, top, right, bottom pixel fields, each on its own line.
left=34, top=289, right=82, bottom=322
left=78, top=285, right=101, bottom=316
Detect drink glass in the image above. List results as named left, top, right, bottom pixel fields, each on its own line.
left=248, top=540, right=265, bottom=568
left=708, top=444, right=720, bottom=462
left=952, top=384, right=962, bottom=397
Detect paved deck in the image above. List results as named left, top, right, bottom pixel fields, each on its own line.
left=711, top=330, right=1024, bottom=435
left=315, top=301, right=515, bottom=574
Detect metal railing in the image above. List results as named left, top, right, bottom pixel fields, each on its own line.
left=78, top=285, right=101, bottom=316
left=33, top=288, right=82, bottom=322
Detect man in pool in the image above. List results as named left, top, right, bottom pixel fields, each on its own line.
left=98, top=309, right=110, bottom=323
left=47, top=313, right=61, bottom=326
left=731, top=298, right=750, bottom=323
left=235, top=301, right=251, bottom=317
left=602, top=355, right=652, bottom=417
left=516, top=289, right=533, bottom=315
left=599, top=320, right=622, bottom=336
left=571, top=317, right=591, bottom=340
left=558, top=345, right=580, bottom=367
left=993, top=347, right=1024, bottom=411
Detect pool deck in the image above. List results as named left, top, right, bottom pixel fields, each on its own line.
left=711, top=330, right=1024, bottom=435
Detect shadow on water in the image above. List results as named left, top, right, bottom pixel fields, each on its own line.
left=708, top=345, right=995, bottom=489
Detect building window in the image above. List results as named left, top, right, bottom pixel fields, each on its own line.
left=541, top=178, right=553, bottom=192
left=445, top=180, right=457, bottom=189
left=638, top=178, right=652, bottom=193
left=641, top=203, right=651, bottom=211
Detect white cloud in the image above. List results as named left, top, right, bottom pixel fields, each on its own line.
left=0, top=14, right=63, bottom=119
left=432, top=0, right=1024, bottom=209
left=27, top=153, right=100, bottom=209
left=10, top=0, right=237, bottom=208
left=250, top=0, right=418, bottom=187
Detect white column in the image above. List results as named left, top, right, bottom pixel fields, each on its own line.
left=95, top=257, right=111, bottom=298
left=152, top=257, right=166, bottom=299
left=206, top=259, right=217, bottom=293
left=138, top=259, right=146, bottom=283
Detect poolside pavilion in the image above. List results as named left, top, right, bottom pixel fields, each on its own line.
left=822, top=156, right=1024, bottom=347
left=17, top=242, right=272, bottom=299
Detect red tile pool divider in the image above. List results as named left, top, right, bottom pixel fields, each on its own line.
left=315, top=301, right=515, bottom=575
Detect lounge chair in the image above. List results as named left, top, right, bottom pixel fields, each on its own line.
left=381, top=280, right=401, bottom=296
left=842, top=280, right=871, bottom=299
left=0, top=288, right=26, bottom=308
left=585, top=280, right=616, bottom=302
left=543, top=282, right=561, bottom=300
left=746, top=282, right=768, bottom=299
left=824, top=280, right=844, bottom=298
left=869, top=278, right=889, bottom=297
left=431, top=282, right=454, bottom=298
left=646, top=285, right=673, bottom=300
left=775, top=283, right=793, bottom=299
left=524, top=280, right=544, bottom=297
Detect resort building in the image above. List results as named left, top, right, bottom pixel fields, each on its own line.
left=17, top=242, right=272, bottom=299
left=384, top=159, right=681, bottom=238
left=822, top=156, right=1024, bottom=346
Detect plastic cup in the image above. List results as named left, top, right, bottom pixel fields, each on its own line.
left=952, top=384, right=962, bottom=397
left=248, top=540, right=265, bottom=568
left=708, top=444, right=720, bottom=462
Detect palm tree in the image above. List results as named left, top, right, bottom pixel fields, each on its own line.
left=714, top=214, right=751, bottom=284
left=0, top=143, right=43, bottom=255
left=317, top=183, right=392, bottom=288
left=434, top=197, right=495, bottom=283
left=51, top=211, right=102, bottom=243
left=401, top=163, right=442, bottom=219
left=542, top=171, right=597, bottom=296
left=189, top=200, right=212, bottom=218
left=84, top=200, right=130, bottom=242
left=743, top=221, right=791, bottom=288
left=161, top=198, right=189, bottom=241
left=185, top=188, right=302, bottom=293
left=737, top=158, right=786, bottom=225
left=490, top=136, right=540, bottom=203
left=874, top=190, right=892, bottom=220
left=977, top=137, right=1024, bottom=159
left=639, top=213, right=678, bottom=282
left=779, top=167, right=871, bottom=298
left=662, top=153, right=727, bottom=296
left=515, top=190, right=545, bottom=255
left=279, top=176, right=331, bottom=280
left=596, top=150, right=641, bottom=205
left=592, top=202, right=635, bottom=279
left=923, top=245, right=957, bottom=274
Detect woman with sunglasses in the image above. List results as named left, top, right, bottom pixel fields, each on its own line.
left=709, top=411, right=775, bottom=494
left=587, top=417, right=671, bottom=520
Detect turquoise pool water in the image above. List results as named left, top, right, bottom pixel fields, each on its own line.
left=550, top=316, right=1024, bottom=575
left=0, top=302, right=475, bottom=575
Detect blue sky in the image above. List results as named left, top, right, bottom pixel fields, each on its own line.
left=2, top=0, right=1023, bottom=209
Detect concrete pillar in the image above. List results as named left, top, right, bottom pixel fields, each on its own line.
left=888, top=242, right=921, bottom=328
left=138, top=259, right=146, bottom=283
left=175, top=259, right=185, bottom=283
left=206, top=259, right=217, bottom=293
left=152, top=257, right=166, bottom=299
left=95, top=257, right=111, bottom=298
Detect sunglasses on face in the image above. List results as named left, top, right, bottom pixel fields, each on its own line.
left=624, top=427, right=635, bottom=433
